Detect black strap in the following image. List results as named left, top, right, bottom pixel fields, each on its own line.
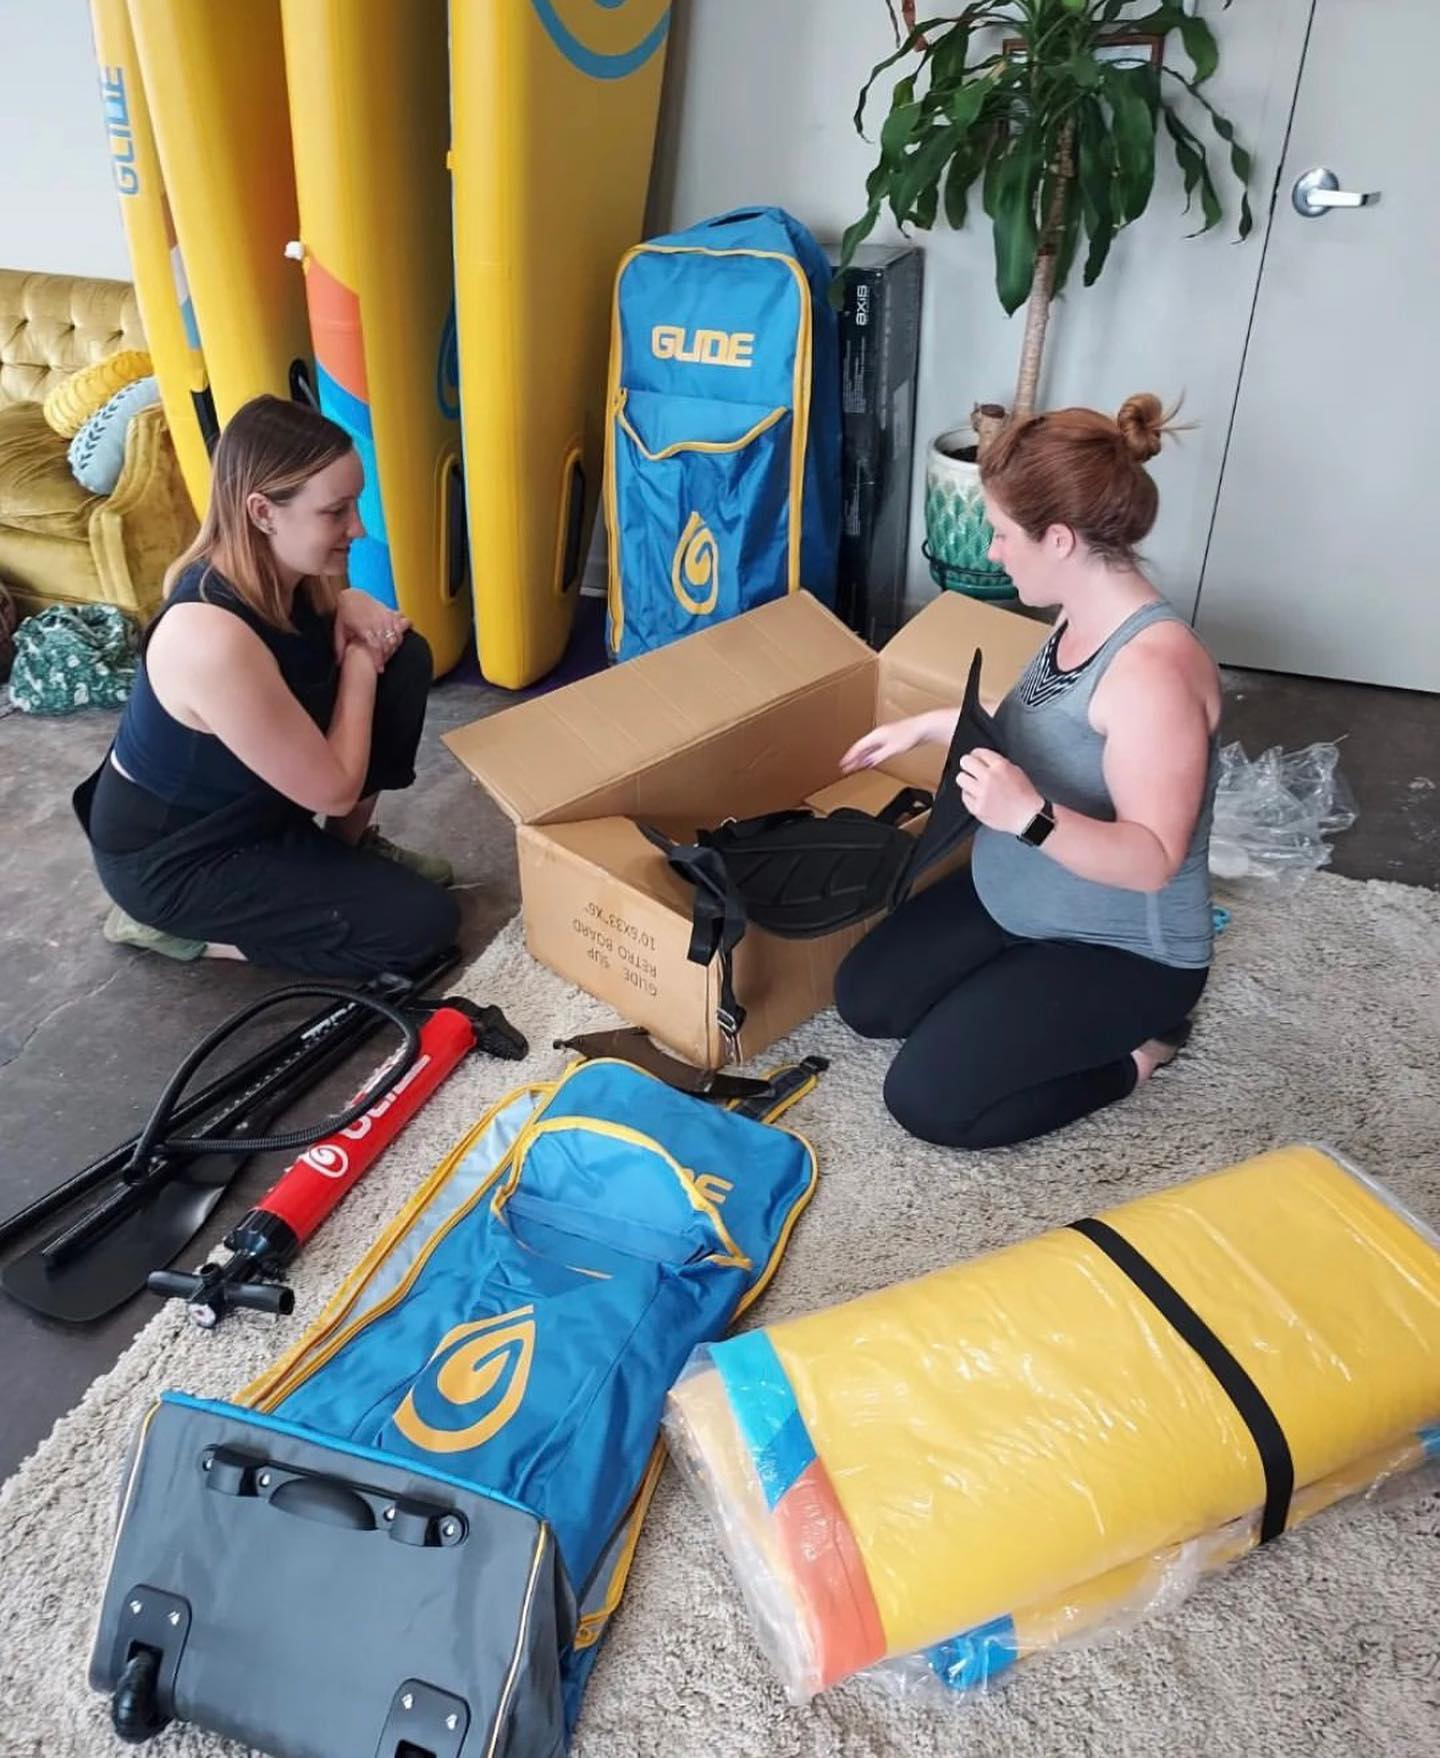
left=874, top=786, right=934, bottom=829
left=637, top=829, right=748, bottom=1055
left=895, top=648, right=996, bottom=901
left=1068, top=1216, right=1295, bottom=1545
left=728, top=1055, right=829, bottom=1121
left=704, top=807, right=815, bottom=843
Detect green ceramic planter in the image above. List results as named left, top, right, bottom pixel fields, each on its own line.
left=923, top=426, right=1017, bottom=602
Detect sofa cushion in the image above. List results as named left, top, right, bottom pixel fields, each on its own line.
left=43, top=347, right=153, bottom=437
left=0, top=400, right=100, bottom=538
left=69, top=376, right=162, bottom=495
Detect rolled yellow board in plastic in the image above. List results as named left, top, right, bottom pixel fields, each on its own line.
left=450, top=0, right=670, bottom=687
left=128, top=0, right=312, bottom=427
left=666, top=1145, right=1440, bottom=1701
left=280, top=0, right=471, bottom=676
left=91, top=0, right=213, bottom=514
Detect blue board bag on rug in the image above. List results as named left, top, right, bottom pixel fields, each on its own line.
left=89, top=1055, right=820, bottom=1757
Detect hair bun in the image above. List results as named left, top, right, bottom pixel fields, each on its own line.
left=1116, top=393, right=1167, bottom=462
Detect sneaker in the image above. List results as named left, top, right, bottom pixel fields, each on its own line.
left=103, top=904, right=206, bottom=962
left=360, top=827, right=455, bottom=888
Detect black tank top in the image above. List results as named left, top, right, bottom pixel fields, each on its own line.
left=111, top=562, right=338, bottom=814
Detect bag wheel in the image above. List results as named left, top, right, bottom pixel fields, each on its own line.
left=111, top=1648, right=169, bottom=1744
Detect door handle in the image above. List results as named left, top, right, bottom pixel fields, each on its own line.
left=1292, top=167, right=1381, bottom=218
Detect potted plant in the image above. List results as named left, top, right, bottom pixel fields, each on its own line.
left=837, top=0, right=1253, bottom=599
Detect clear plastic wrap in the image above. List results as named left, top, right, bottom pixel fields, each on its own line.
left=663, top=1145, right=1440, bottom=1706
left=860, top=1436, right=1440, bottom=1705
left=1208, top=741, right=1357, bottom=884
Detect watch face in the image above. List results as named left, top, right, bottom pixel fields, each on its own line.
left=1023, top=806, right=1056, bottom=847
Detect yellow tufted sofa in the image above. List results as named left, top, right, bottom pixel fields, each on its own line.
left=0, top=267, right=197, bottom=622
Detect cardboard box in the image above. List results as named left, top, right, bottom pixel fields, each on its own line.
left=826, top=243, right=924, bottom=647
left=445, top=591, right=1044, bottom=1067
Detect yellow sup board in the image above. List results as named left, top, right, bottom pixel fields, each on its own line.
left=451, top=0, right=670, bottom=688
left=669, top=1143, right=1440, bottom=1698
left=127, top=0, right=312, bottom=427
left=91, top=0, right=214, bottom=515
left=280, top=0, right=471, bottom=676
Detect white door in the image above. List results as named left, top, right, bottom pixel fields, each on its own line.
left=1196, top=0, right=1440, bottom=692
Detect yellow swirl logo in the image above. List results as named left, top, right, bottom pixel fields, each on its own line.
left=671, top=511, right=720, bottom=616
left=392, top=1305, right=536, bottom=1455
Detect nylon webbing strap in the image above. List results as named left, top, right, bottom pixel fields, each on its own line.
left=1068, top=1215, right=1295, bottom=1544
left=727, top=1055, right=829, bottom=1122
left=874, top=787, right=934, bottom=829
left=656, top=840, right=748, bottom=1053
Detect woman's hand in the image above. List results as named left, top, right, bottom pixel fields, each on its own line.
left=956, top=749, right=1045, bottom=835
left=840, top=715, right=929, bottom=774
left=334, top=588, right=409, bottom=670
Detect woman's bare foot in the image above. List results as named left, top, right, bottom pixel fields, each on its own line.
left=202, top=943, right=247, bottom=961
left=1132, top=1039, right=1180, bottom=1083
left=1132, top=1021, right=1193, bottom=1083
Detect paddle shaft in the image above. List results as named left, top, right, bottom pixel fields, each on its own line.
left=0, top=950, right=459, bottom=1256
left=0, top=999, right=360, bottom=1256
left=39, top=997, right=385, bottom=1269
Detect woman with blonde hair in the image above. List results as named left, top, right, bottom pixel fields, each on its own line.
left=76, top=395, right=458, bottom=977
left=836, top=395, right=1221, bottom=1148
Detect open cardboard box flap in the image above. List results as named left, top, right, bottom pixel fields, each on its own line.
left=443, top=592, right=873, bottom=827
left=445, top=589, right=1043, bottom=820
left=446, top=590, right=1046, bottom=1065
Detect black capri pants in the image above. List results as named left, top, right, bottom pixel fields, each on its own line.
left=79, top=631, right=458, bottom=980
left=834, top=864, right=1207, bottom=1150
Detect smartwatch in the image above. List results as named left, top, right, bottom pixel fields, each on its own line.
left=1018, top=798, right=1057, bottom=848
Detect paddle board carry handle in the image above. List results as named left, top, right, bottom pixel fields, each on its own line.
left=148, top=999, right=527, bottom=1328
left=558, top=451, right=587, bottom=594
left=288, top=358, right=316, bottom=407
left=445, top=457, right=468, bottom=600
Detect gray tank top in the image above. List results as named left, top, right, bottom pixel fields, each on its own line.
left=970, top=600, right=1218, bottom=969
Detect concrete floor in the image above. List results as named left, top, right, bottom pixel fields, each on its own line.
left=0, top=600, right=1435, bottom=1482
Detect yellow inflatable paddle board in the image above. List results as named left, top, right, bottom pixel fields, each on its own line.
left=127, top=0, right=312, bottom=427
left=280, top=0, right=471, bottom=676
left=450, top=0, right=670, bottom=688
left=668, top=1143, right=1440, bottom=1699
left=91, top=0, right=214, bottom=515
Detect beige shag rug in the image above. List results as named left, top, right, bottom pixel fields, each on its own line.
left=2, top=876, right=1439, bottom=1758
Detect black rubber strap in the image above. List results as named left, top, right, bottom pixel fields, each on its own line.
left=1068, top=1216, right=1295, bottom=1544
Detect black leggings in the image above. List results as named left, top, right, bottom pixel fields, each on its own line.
left=81, top=632, right=458, bottom=980
left=834, top=865, right=1208, bottom=1149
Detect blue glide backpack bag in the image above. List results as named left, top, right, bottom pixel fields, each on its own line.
left=88, top=1054, right=822, bottom=1757
left=604, top=207, right=841, bottom=663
